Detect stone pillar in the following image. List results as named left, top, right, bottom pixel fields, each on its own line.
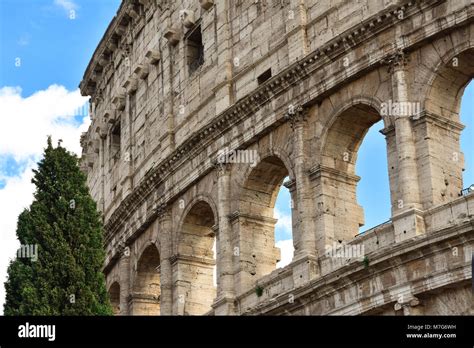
left=99, top=136, right=106, bottom=213
left=285, top=0, right=309, bottom=63
left=158, top=207, right=173, bottom=315
left=213, top=162, right=236, bottom=315
left=119, top=247, right=131, bottom=315
left=214, top=0, right=234, bottom=115
left=386, top=50, right=425, bottom=242
left=231, top=212, right=280, bottom=295
left=311, top=165, right=364, bottom=250
left=412, top=112, right=465, bottom=209
left=286, top=106, right=319, bottom=286
left=286, top=106, right=317, bottom=258
left=121, top=91, right=133, bottom=199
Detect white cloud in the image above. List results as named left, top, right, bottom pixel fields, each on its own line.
left=276, top=239, right=294, bottom=269
left=0, top=85, right=89, bottom=159
left=274, top=207, right=292, bottom=237
left=0, top=85, right=89, bottom=314
left=54, top=0, right=78, bottom=12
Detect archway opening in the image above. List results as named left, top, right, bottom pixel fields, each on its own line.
left=108, top=282, right=120, bottom=315
left=274, top=177, right=294, bottom=268
left=177, top=200, right=216, bottom=315
left=356, top=119, right=391, bottom=232
left=131, top=244, right=161, bottom=315
left=320, top=104, right=385, bottom=242
left=238, top=155, right=293, bottom=283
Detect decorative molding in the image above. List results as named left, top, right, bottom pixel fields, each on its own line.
left=164, top=26, right=181, bottom=45
left=285, top=105, right=308, bottom=130
left=80, top=0, right=425, bottom=101
left=123, top=75, right=139, bottom=94
left=112, top=92, right=126, bottom=111
left=381, top=48, right=409, bottom=72
left=309, top=164, right=360, bottom=183
left=145, top=49, right=161, bottom=65
left=134, top=64, right=149, bottom=79
left=228, top=211, right=278, bottom=225
left=411, top=111, right=465, bottom=132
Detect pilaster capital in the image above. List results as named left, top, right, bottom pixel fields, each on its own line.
left=382, top=49, right=409, bottom=73
left=394, top=295, right=420, bottom=311
left=117, top=241, right=131, bottom=259
left=156, top=203, right=172, bottom=222
left=285, top=105, right=309, bottom=130
left=212, top=157, right=232, bottom=176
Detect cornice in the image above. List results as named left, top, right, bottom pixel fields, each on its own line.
left=80, top=0, right=159, bottom=98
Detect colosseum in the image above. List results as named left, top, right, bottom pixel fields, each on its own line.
left=79, top=0, right=474, bottom=315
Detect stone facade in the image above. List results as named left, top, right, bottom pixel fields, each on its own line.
left=80, top=0, right=474, bottom=315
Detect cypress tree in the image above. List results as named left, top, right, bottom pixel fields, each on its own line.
left=4, top=137, right=112, bottom=315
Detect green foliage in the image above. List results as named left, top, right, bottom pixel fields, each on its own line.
left=4, top=137, right=113, bottom=315
left=255, top=285, right=264, bottom=297
left=363, top=256, right=370, bottom=269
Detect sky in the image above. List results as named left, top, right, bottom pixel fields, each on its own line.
left=0, top=0, right=473, bottom=313
left=0, top=0, right=122, bottom=313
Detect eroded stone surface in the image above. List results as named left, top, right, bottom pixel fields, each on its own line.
left=80, top=0, right=474, bottom=315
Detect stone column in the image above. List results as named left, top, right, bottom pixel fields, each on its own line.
left=213, top=162, right=236, bottom=315
left=412, top=112, right=465, bottom=209
left=286, top=106, right=319, bottom=286
left=386, top=50, right=425, bottom=242
left=286, top=106, right=317, bottom=258
left=157, top=206, right=173, bottom=315
left=214, top=0, right=234, bottom=115
left=120, top=88, right=134, bottom=199
left=285, top=0, right=309, bottom=63
left=118, top=246, right=131, bottom=315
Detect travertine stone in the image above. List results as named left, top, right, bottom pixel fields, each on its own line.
left=82, top=0, right=474, bottom=316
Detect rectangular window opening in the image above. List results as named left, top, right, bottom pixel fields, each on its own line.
left=111, top=121, right=121, bottom=165
left=258, top=68, right=272, bottom=85
left=186, top=24, right=204, bottom=75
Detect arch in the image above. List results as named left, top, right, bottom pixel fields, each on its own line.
left=239, top=155, right=292, bottom=217
left=320, top=99, right=384, bottom=173
left=108, top=282, right=120, bottom=315
left=175, top=194, right=218, bottom=249
left=130, top=243, right=161, bottom=315
left=424, top=46, right=474, bottom=120
left=235, top=154, right=293, bottom=291
left=239, top=147, right=296, bottom=185
left=315, top=102, right=388, bottom=244
left=174, top=199, right=217, bottom=315
left=319, top=95, right=386, bottom=152
left=418, top=45, right=474, bottom=208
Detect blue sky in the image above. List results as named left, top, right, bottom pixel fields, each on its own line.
left=0, top=0, right=121, bottom=96
left=0, top=0, right=472, bottom=308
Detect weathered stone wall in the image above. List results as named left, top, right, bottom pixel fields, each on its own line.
left=80, top=0, right=474, bottom=316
